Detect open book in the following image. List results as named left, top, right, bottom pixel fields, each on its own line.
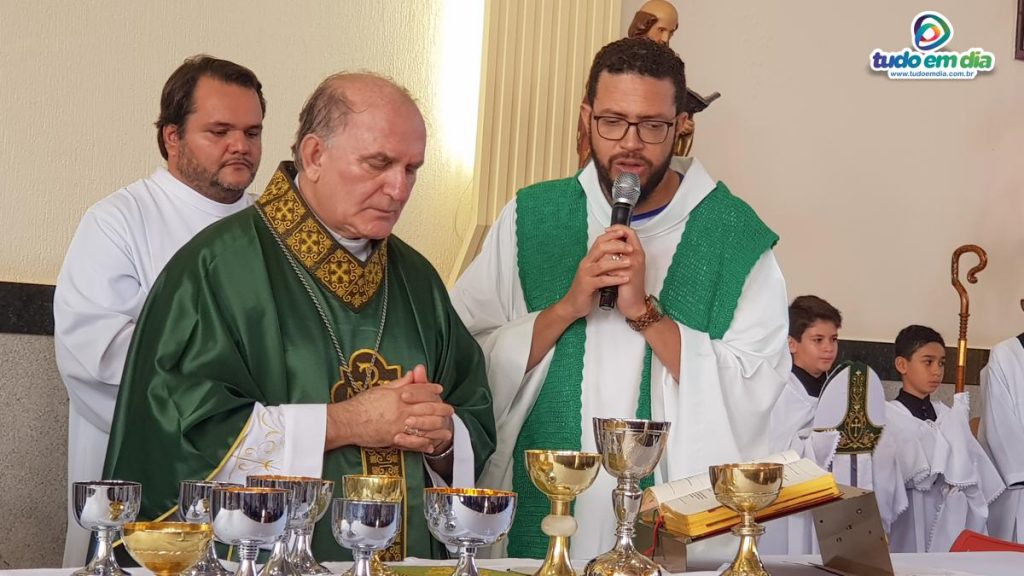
left=640, top=451, right=841, bottom=539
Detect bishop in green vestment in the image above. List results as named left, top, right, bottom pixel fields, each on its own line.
left=103, top=73, right=496, bottom=560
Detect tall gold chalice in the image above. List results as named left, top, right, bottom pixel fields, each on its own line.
left=709, top=463, right=784, bottom=576
left=526, top=450, right=601, bottom=576
left=122, top=522, right=213, bottom=576
left=341, top=475, right=404, bottom=576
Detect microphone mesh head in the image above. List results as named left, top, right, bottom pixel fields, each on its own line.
left=612, top=172, right=641, bottom=206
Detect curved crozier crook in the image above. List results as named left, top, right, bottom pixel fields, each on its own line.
left=950, top=244, right=988, bottom=394
left=951, top=244, right=988, bottom=313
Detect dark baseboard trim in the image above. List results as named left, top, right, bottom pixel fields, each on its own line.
left=837, top=339, right=988, bottom=386
left=0, top=281, right=55, bottom=336
left=0, top=281, right=996, bottom=385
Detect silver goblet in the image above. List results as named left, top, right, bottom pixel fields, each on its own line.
left=423, top=488, right=518, bottom=576
left=210, top=486, right=290, bottom=576
left=331, top=499, right=402, bottom=576
left=71, top=480, right=142, bottom=576
left=288, top=478, right=334, bottom=575
left=584, top=418, right=671, bottom=576
left=179, top=480, right=241, bottom=576
left=247, top=475, right=335, bottom=576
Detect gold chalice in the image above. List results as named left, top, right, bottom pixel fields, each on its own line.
left=525, top=450, right=601, bottom=576
left=342, top=475, right=403, bottom=503
left=341, top=475, right=404, bottom=576
left=709, top=463, right=785, bottom=576
left=122, top=522, right=213, bottom=576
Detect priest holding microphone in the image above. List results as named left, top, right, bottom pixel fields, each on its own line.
left=451, top=37, right=790, bottom=560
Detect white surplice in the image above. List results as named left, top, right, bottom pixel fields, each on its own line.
left=886, top=393, right=1005, bottom=553
left=54, top=169, right=252, bottom=566
left=769, top=372, right=821, bottom=458
left=450, top=158, right=790, bottom=561
left=979, top=337, right=1024, bottom=542
left=761, top=372, right=824, bottom=555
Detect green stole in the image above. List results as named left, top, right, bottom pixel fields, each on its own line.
left=507, top=174, right=778, bottom=558
left=819, top=361, right=884, bottom=455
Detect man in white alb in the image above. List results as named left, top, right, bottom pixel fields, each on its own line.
left=451, top=37, right=789, bottom=560
left=53, top=54, right=265, bottom=566
left=980, top=333, right=1024, bottom=542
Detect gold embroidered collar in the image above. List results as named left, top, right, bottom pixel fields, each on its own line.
left=256, top=162, right=387, bottom=312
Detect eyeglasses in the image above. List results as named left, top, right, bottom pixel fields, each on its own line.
left=591, top=115, right=676, bottom=144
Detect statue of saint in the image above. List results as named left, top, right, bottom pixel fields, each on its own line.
left=577, top=0, right=696, bottom=168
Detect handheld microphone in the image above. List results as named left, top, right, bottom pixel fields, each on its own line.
left=598, top=172, right=641, bottom=311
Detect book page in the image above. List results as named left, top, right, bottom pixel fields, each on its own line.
left=640, top=473, right=711, bottom=513
left=658, top=483, right=719, bottom=516
left=761, top=450, right=802, bottom=466
left=781, top=457, right=829, bottom=486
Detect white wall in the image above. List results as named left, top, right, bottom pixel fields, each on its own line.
left=3, top=2, right=1021, bottom=347
left=622, top=0, right=1024, bottom=347
left=0, top=0, right=484, bottom=285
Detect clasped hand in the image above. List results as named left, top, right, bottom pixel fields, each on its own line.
left=329, top=364, right=454, bottom=455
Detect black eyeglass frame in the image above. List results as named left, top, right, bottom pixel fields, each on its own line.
left=590, top=115, right=677, bottom=144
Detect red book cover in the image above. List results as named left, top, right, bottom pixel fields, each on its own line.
left=950, top=530, right=1024, bottom=553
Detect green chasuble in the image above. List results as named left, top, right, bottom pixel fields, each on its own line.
left=103, top=162, right=496, bottom=561
left=508, top=174, right=778, bottom=557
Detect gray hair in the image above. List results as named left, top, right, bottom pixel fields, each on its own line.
left=291, top=72, right=415, bottom=171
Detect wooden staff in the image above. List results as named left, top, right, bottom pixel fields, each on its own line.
left=951, top=245, right=988, bottom=393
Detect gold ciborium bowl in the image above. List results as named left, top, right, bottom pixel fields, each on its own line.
left=525, top=450, right=601, bottom=576
left=709, top=463, right=785, bottom=576
left=122, top=521, right=213, bottom=576
left=526, top=450, right=602, bottom=499
left=342, top=475, right=403, bottom=503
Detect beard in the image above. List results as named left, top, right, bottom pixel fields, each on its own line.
left=591, top=137, right=673, bottom=206
left=176, top=140, right=255, bottom=203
